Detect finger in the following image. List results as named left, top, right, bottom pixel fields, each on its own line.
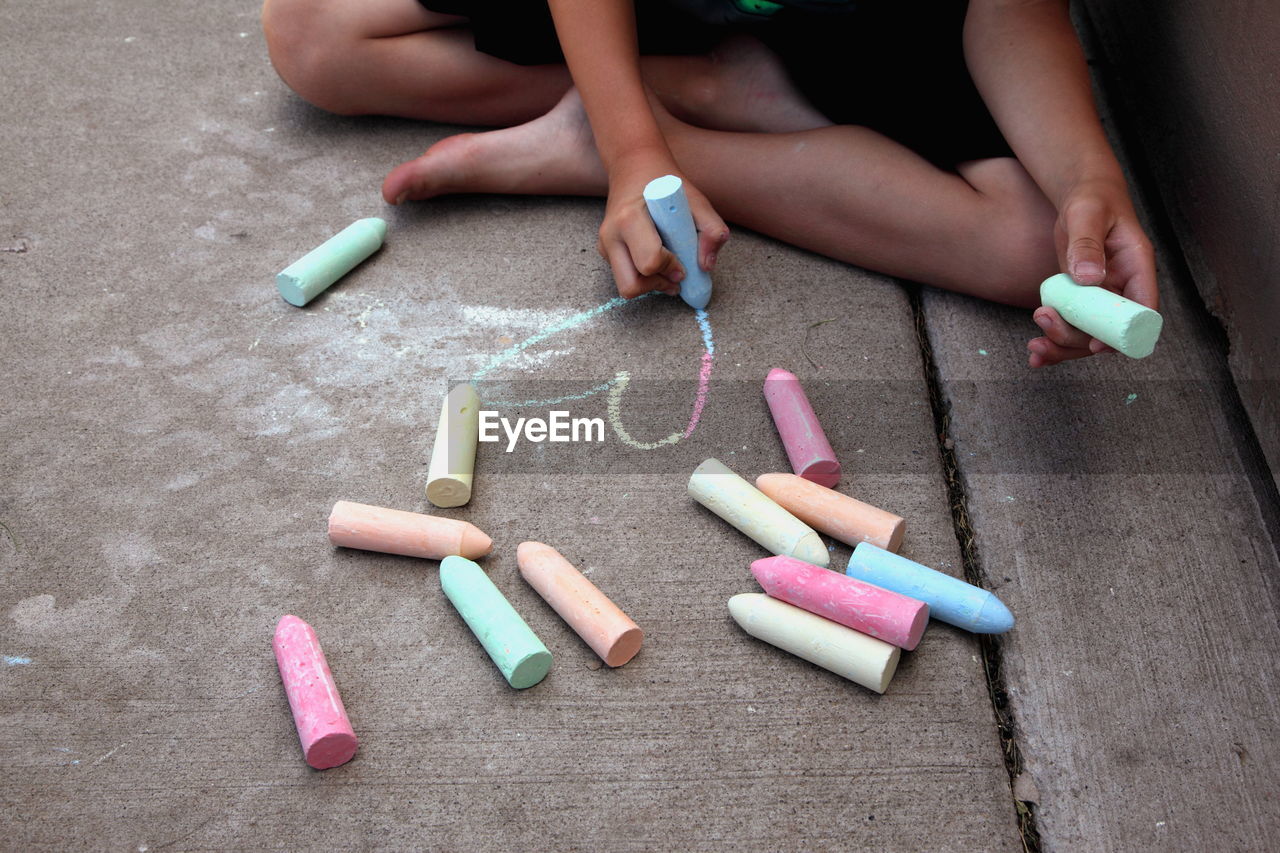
left=1027, top=336, right=1096, bottom=368
left=1119, top=230, right=1159, bottom=311
left=1032, top=306, right=1092, bottom=349
left=687, top=189, right=730, bottom=271
left=1061, top=197, right=1111, bottom=285
left=604, top=239, right=677, bottom=299
left=630, top=242, right=683, bottom=285
left=602, top=239, right=645, bottom=299
left=621, top=214, right=685, bottom=285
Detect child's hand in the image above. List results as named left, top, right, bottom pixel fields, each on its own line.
left=1028, top=179, right=1158, bottom=368
left=599, top=154, right=729, bottom=299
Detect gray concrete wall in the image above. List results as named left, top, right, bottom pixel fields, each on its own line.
left=1080, top=0, right=1280, bottom=488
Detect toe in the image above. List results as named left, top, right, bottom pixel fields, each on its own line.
left=381, top=159, right=420, bottom=205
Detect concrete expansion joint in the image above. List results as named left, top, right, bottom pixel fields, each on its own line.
left=908, top=285, right=1044, bottom=853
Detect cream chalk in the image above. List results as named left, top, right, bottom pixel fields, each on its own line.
left=276, top=217, right=387, bottom=307
left=763, top=368, right=840, bottom=487
left=426, top=383, right=480, bottom=508
left=688, top=458, right=828, bottom=567
left=756, top=472, right=905, bottom=552
left=272, top=615, right=358, bottom=769
left=728, top=594, right=900, bottom=693
left=517, top=541, right=643, bottom=667
left=327, top=500, right=492, bottom=560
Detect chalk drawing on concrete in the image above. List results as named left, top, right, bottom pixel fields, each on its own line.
left=470, top=294, right=715, bottom=449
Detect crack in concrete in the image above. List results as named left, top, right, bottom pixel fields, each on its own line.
left=908, top=285, right=1043, bottom=853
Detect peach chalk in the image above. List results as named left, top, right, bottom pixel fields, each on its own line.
left=763, top=368, right=840, bottom=487
left=272, top=615, right=358, bottom=770
left=517, top=541, right=644, bottom=667
left=752, top=555, right=928, bottom=650
left=756, top=472, right=905, bottom=552
left=327, top=500, right=492, bottom=560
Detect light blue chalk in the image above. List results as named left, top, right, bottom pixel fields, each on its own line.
left=644, top=175, right=713, bottom=310
left=276, top=217, right=387, bottom=307
left=440, top=556, right=551, bottom=689
left=846, top=543, right=1014, bottom=634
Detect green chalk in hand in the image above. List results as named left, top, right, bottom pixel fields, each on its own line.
left=276, top=217, right=387, bottom=307
left=1039, top=273, right=1163, bottom=359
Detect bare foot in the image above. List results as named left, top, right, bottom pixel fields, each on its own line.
left=653, top=34, right=831, bottom=134
left=382, top=89, right=607, bottom=204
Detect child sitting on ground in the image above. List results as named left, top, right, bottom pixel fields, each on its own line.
left=261, top=0, right=1158, bottom=368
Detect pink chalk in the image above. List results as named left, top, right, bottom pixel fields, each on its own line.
left=272, top=615, right=358, bottom=770
left=751, top=555, right=929, bottom=650
left=763, top=368, right=841, bottom=487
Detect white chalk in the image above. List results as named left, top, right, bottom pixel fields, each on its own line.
left=426, top=383, right=480, bottom=508
left=644, top=175, right=713, bottom=310
left=728, top=593, right=900, bottom=693
left=688, top=458, right=829, bottom=567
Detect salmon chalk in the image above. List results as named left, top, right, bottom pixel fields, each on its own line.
left=517, top=541, right=644, bottom=667
left=756, top=472, right=905, bottom=552
left=328, top=500, right=492, bottom=561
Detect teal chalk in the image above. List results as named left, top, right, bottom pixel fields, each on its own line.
left=644, top=175, right=713, bottom=310
left=276, top=217, right=387, bottom=307
left=734, top=0, right=784, bottom=14
left=1039, top=273, right=1163, bottom=358
left=440, top=556, right=552, bottom=689
left=846, top=543, right=1014, bottom=634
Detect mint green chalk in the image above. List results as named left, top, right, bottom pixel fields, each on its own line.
left=733, top=0, right=783, bottom=14
left=440, top=556, right=551, bottom=689
left=276, top=217, right=387, bottom=307
left=1039, top=273, right=1163, bottom=358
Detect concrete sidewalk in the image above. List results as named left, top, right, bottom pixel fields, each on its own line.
left=2, top=2, right=1276, bottom=851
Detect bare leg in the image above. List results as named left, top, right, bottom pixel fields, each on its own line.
left=663, top=120, right=1059, bottom=305
left=263, top=0, right=570, bottom=124
left=262, top=1, right=827, bottom=131
left=380, top=90, right=1057, bottom=305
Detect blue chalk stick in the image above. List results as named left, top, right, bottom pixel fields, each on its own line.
left=644, top=175, right=713, bottom=310
left=845, top=542, right=1014, bottom=634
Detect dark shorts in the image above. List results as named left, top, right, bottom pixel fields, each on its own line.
left=419, top=0, right=1013, bottom=169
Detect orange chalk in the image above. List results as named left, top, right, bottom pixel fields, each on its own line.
left=756, top=473, right=905, bottom=553
left=328, top=500, right=492, bottom=560
left=516, top=541, right=644, bottom=667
